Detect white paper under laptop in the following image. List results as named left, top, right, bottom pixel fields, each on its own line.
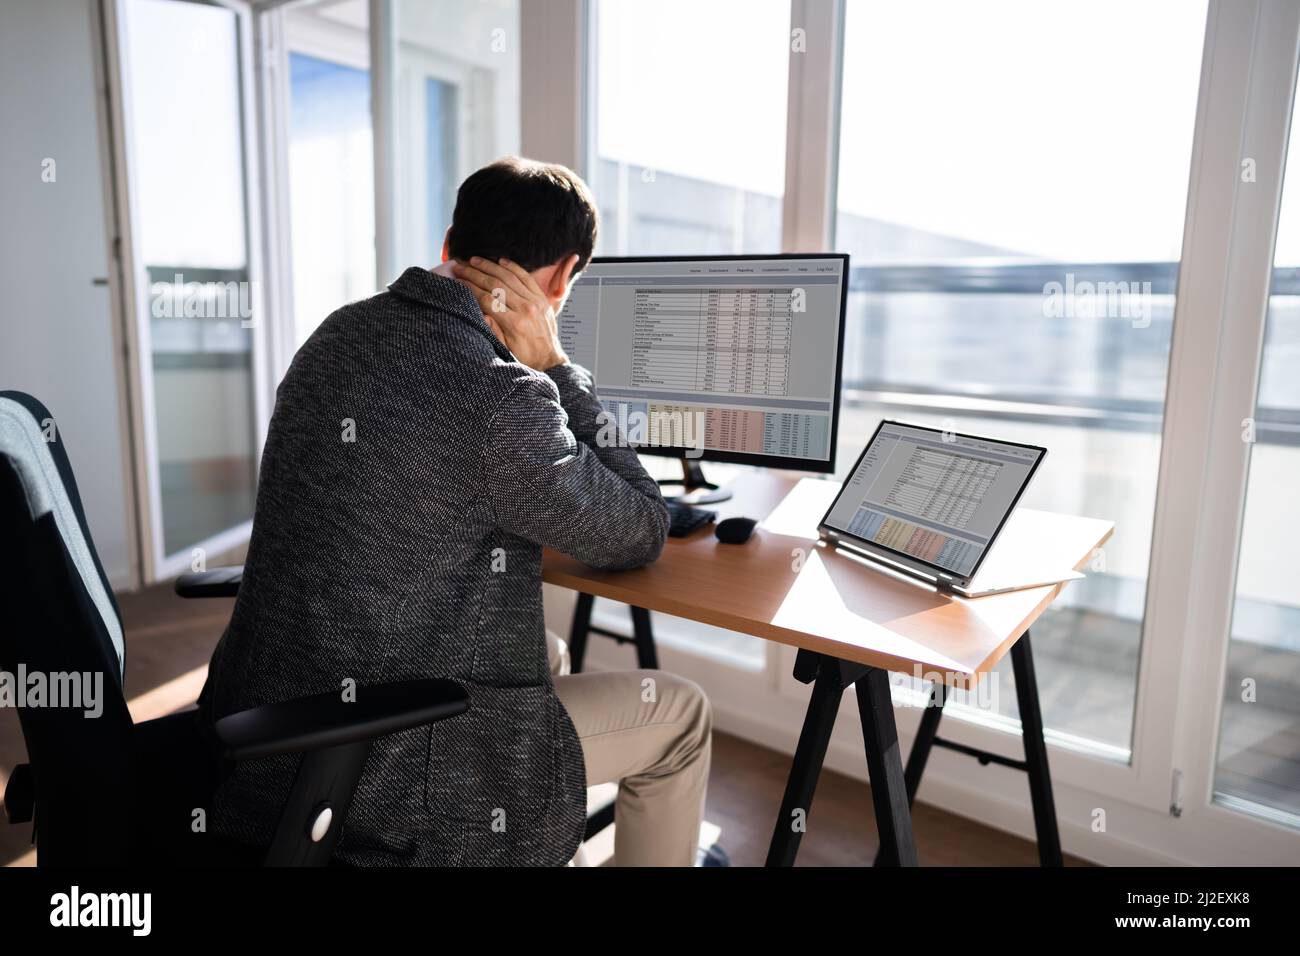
left=951, top=512, right=1085, bottom=597
left=817, top=421, right=1079, bottom=597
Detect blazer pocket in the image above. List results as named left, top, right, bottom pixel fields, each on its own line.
left=423, top=682, right=557, bottom=863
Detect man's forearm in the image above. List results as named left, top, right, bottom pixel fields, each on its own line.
left=544, top=362, right=664, bottom=501
left=544, top=362, right=606, bottom=443
left=485, top=370, right=669, bottom=571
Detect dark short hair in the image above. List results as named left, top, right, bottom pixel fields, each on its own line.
left=447, top=157, right=598, bottom=274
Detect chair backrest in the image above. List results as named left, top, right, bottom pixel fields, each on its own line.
left=0, top=391, right=134, bottom=864
left=0, top=392, right=124, bottom=678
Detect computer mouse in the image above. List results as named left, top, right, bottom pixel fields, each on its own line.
left=715, top=516, right=757, bottom=544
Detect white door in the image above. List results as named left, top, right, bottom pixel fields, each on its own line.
left=107, top=0, right=271, bottom=581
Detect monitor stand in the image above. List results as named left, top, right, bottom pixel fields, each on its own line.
left=657, top=458, right=733, bottom=505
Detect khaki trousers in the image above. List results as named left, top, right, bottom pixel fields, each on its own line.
left=548, top=630, right=712, bottom=867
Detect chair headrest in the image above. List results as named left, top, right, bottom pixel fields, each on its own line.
left=0, top=392, right=124, bottom=679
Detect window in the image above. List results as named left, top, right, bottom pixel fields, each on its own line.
left=280, top=1, right=376, bottom=348
left=123, top=0, right=259, bottom=558
left=590, top=0, right=791, bottom=256
left=286, top=44, right=375, bottom=346
left=388, top=0, right=521, bottom=269
left=585, top=0, right=793, bottom=659
left=422, top=75, right=458, bottom=260
left=279, top=0, right=519, bottom=341
left=1214, top=68, right=1300, bottom=828
left=833, top=0, right=1208, bottom=755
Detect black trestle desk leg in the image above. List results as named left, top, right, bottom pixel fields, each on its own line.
left=873, top=679, right=946, bottom=866
left=1011, top=630, right=1063, bottom=867
left=765, top=655, right=843, bottom=867
left=856, top=667, right=919, bottom=867
left=630, top=606, right=659, bottom=669
left=568, top=592, right=594, bottom=674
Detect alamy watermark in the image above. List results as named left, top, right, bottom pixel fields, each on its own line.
left=150, top=274, right=257, bottom=328
left=893, top=666, right=1000, bottom=713
left=1043, top=272, right=1152, bottom=328
left=596, top=405, right=707, bottom=459
left=50, top=886, right=150, bottom=936
left=0, top=665, right=103, bottom=718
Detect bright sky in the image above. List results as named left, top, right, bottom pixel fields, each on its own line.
left=597, top=0, right=1227, bottom=263
left=597, top=0, right=791, bottom=197
left=125, top=0, right=247, bottom=269
left=126, top=0, right=1300, bottom=269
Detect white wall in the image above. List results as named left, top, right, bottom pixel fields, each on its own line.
left=0, top=0, right=135, bottom=588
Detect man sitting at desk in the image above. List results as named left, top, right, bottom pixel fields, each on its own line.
left=199, top=157, right=712, bottom=866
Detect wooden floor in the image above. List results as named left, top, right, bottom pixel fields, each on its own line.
left=1, top=582, right=1087, bottom=867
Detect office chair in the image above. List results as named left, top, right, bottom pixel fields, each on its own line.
left=0, top=390, right=468, bottom=866
left=173, top=576, right=623, bottom=859
left=173, top=557, right=627, bottom=861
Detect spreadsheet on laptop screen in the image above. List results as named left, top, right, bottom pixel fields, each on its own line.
left=823, top=422, right=1045, bottom=578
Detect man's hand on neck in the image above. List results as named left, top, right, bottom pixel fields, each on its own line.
left=448, top=257, right=570, bottom=372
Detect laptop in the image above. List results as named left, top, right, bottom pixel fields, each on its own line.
left=818, top=421, right=1074, bottom=598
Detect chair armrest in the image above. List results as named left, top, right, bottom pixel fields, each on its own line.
left=213, top=678, right=469, bottom=762
left=213, top=679, right=469, bottom=866
left=175, top=566, right=243, bottom=598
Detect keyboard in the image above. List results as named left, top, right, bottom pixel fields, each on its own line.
left=666, top=501, right=717, bottom=538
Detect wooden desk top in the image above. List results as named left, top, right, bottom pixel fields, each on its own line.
left=543, top=472, right=1113, bottom=688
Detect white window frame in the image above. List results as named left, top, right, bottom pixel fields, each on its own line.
left=1162, top=0, right=1300, bottom=853
left=254, top=0, right=372, bottom=383
left=394, top=46, right=474, bottom=268
left=370, top=0, right=521, bottom=282
left=104, top=0, right=272, bottom=584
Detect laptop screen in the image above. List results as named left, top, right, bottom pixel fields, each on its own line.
left=820, top=421, right=1046, bottom=584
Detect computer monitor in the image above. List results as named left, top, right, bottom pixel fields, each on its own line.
left=558, top=253, right=849, bottom=503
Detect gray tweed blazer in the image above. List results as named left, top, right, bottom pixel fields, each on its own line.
left=198, top=267, right=669, bottom=865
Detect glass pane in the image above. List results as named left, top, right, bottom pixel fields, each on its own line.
left=1214, top=67, right=1300, bottom=829
left=124, top=0, right=258, bottom=557
left=124, top=1, right=247, bottom=269
left=286, top=31, right=376, bottom=345
left=591, top=0, right=790, bottom=255
left=424, top=76, right=458, bottom=259
left=388, top=0, right=521, bottom=269
left=834, top=0, right=1207, bottom=755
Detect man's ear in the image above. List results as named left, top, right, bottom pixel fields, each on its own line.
left=545, top=253, right=581, bottom=303
left=440, top=228, right=452, bottom=264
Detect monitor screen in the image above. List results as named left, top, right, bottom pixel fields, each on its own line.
left=821, top=421, right=1046, bottom=583
left=557, top=254, right=849, bottom=471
